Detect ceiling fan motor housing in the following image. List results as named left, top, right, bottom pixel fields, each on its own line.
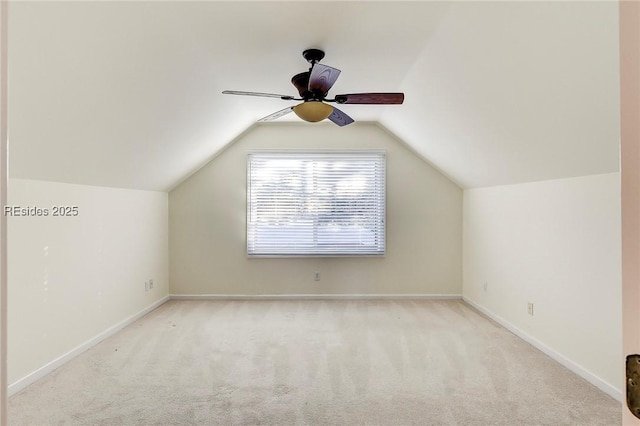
left=291, top=72, right=310, bottom=97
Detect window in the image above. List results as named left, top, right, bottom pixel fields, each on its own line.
left=247, top=151, right=385, bottom=256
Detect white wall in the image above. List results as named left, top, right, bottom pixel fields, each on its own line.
left=0, top=1, right=8, bottom=420
left=7, top=179, right=169, bottom=386
left=463, top=173, right=622, bottom=398
left=170, top=122, right=462, bottom=296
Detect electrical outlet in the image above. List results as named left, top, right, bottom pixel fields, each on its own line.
left=483, top=282, right=488, bottom=292
left=149, top=279, right=153, bottom=290
left=528, top=302, right=534, bottom=316
left=314, top=272, right=320, bottom=281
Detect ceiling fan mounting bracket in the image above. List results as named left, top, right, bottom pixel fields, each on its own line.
left=302, top=49, right=325, bottom=64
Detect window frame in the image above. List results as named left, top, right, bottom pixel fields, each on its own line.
left=246, top=149, right=386, bottom=258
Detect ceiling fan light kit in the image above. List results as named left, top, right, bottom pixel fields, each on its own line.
left=293, top=101, right=333, bottom=122
left=222, top=49, right=404, bottom=127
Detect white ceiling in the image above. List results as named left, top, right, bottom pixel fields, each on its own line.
left=8, top=1, right=620, bottom=191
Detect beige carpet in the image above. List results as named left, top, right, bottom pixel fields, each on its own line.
left=9, top=300, right=620, bottom=425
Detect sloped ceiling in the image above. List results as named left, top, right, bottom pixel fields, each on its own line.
left=8, top=1, right=620, bottom=191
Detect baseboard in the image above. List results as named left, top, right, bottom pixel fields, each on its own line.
left=8, top=295, right=170, bottom=397
left=462, top=296, right=622, bottom=402
left=170, top=293, right=462, bottom=301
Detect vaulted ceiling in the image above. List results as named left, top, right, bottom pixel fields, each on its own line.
left=8, top=1, right=620, bottom=191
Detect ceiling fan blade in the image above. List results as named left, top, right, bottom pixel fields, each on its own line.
left=258, top=106, right=294, bottom=122
left=222, top=90, right=295, bottom=100
left=308, top=63, right=341, bottom=95
left=327, top=107, right=354, bottom=127
left=334, top=93, right=404, bottom=104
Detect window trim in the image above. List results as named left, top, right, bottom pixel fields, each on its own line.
left=246, top=149, right=386, bottom=258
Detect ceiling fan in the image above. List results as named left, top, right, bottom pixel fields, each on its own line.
left=222, top=49, right=404, bottom=127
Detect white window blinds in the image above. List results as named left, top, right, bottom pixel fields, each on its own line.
left=247, top=151, right=386, bottom=256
